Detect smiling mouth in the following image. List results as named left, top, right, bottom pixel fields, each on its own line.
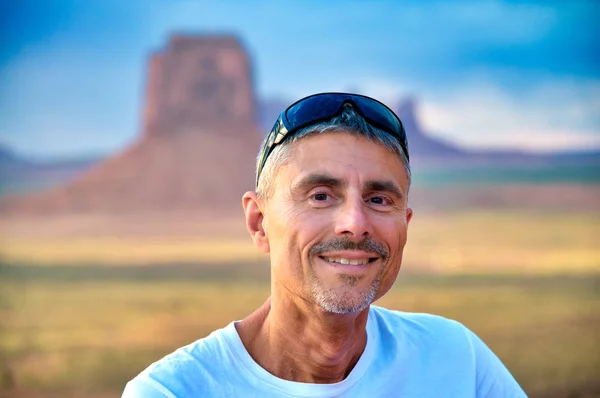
left=319, top=256, right=378, bottom=266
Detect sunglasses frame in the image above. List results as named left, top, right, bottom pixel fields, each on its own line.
left=256, top=92, right=408, bottom=187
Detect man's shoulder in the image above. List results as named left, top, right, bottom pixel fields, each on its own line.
left=146, top=323, right=232, bottom=373
left=369, top=305, right=471, bottom=349
left=369, top=306, right=527, bottom=396
left=370, top=306, right=476, bottom=368
left=123, top=323, right=236, bottom=397
left=370, top=305, right=466, bottom=333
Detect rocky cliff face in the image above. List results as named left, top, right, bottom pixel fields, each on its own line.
left=144, top=35, right=257, bottom=137
left=1, top=35, right=262, bottom=216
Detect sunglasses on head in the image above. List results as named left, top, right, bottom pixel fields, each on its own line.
left=256, top=92, right=409, bottom=187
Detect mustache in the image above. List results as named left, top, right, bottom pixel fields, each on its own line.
left=309, top=236, right=389, bottom=260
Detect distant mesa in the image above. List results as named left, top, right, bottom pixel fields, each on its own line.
left=144, top=35, right=257, bottom=137
left=0, top=34, right=262, bottom=216
left=3, top=34, right=593, bottom=218
left=393, top=98, right=463, bottom=159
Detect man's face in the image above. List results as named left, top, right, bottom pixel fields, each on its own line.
left=258, top=132, right=412, bottom=314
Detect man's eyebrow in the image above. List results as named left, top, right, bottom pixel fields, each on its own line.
left=292, top=173, right=345, bottom=191
left=364, top=180, right=404, bottom=199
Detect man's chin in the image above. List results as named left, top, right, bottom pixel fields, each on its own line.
left=311, top=286, right=376, bottom=315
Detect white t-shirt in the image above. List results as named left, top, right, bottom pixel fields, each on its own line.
left=122, top=306, right=526, bottom=397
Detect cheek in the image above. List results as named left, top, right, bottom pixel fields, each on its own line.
left=268, top=207, right=318, bottom=263
left=380, top=219, right=409, bottom=280
left=378, top=216, right=409, bottom=249
left=288, top=211, right=328, bottom=262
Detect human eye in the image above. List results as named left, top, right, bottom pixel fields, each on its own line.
left=313, top=192, right=330, bottom=201
left=308, top=189, right=337, bottom=207
left=367, top=195, right=393, bottom=207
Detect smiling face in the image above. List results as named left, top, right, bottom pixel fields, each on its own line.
left=244, top=132, right=412, bottom=314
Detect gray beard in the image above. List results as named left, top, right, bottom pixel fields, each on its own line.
left=307, top=263, right=385, bottom=314
left=306, top=236, right=390, bottom=314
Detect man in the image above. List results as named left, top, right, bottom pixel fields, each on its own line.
left=123, top=92, right=526, bottom=397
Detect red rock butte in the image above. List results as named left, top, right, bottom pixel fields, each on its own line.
left=1, top=34, right=263, bottom=217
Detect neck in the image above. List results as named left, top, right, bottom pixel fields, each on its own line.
left=236, top=294, right=369, bottom=384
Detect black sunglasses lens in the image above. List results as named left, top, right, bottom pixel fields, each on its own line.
left=258, top=93, right=408, bottom=186
left=285, top=95, right=346, bottom=129
left=352, top=97, right=402, bottom=137
left=286, top=94, right=404, bottom=141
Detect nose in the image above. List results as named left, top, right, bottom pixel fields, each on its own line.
left=334, top=197, right=373, bottom=240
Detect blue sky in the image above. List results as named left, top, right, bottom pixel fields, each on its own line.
left=1, top=0, right=599, bottom=158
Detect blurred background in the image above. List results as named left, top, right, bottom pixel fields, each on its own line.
left=0, top=1, right=599, bottom=397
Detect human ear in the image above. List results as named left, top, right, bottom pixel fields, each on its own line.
left=242, top=191, right=270, bottom=254
left=406, top=207, right=413, bottom=224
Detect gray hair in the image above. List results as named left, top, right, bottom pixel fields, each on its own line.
left=256, top=104, right=411, bottom=199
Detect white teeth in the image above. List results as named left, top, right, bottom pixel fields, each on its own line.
left=325, top=257, right=369, bottom=265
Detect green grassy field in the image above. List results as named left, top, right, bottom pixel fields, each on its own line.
left=1, top=266, right=599, bottom=398
left=1, top=208, right=598, bottom=397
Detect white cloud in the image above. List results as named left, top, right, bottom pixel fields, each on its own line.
left=262, top=75, right=600, bottom=153
left=419, top=77, right=600, bottom=152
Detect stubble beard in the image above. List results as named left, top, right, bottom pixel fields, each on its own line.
left=306, top=236, right=390, bottom=314
left=307, top=262, right=385, bottom=315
